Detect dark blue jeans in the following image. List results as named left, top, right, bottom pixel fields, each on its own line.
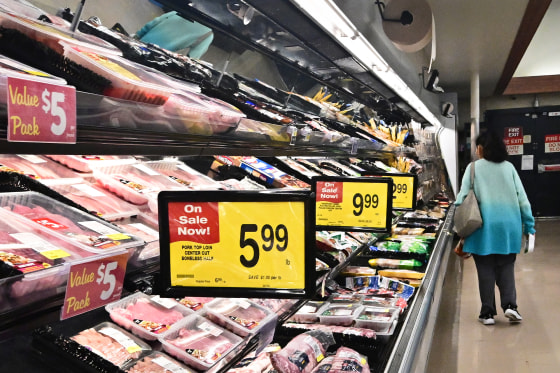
left=472, top=253, right=517, bottom=316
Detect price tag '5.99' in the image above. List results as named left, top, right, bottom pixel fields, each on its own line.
left=61, top=251, right=128, bottom=320
left=7, top=76, right=76, bottom=143
left=167, top=201, right=306, bottom=290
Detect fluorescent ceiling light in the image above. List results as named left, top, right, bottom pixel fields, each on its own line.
left=289, top=0, right=440, bottom=127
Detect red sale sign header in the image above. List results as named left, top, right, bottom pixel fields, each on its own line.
left=7, top=76, right=76, bottom=143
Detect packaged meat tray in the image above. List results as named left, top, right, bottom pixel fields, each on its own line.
left=353, top=306, right=400, bottom=332
left=183, top=91, right=245, bottom=127
left=115, top=221, right=160, bottom=268
left=0, top=154, right=83, bottom=185
left=204, top=298, right=278, bottom=337
left=288, top=301, right=326, bottom=323
left=92, top=163, right=188, bottom=206
left=318, top=303, right=363, bottom=326
left=328, top=293, right=364, bottom=304
left=0, top=191, right=145, bottom=256
left=46, top=155, right=137, bottom=173
left=71, top=322, right=152, bottom=368
left=123, top=350, right=194, bottom=373
left=62, top=43, right=174, bottom=105
left=163, top=94, right=226, bottom=136
left=144, top=160, right=223, bottom=190
left=106, top=292, right=192, bottom=341
left=159, top=314, right=244, bottom=371
left=0, top=207, right=96, bottom=301
left=50, top=181, right=140, bottom=221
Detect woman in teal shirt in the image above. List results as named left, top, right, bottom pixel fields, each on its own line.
left=136, top=11, right=213, bottom=59
left=455, top=131, right=536, bottom=325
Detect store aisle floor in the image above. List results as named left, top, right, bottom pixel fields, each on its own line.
left=427, top=219, right=560, bottom=373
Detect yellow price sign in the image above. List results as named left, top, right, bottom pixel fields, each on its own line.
left=166, top=200, right=307, bottom=290
left=315, top=178, right=392, bottom=231
left=381, top=174, right=417, bottom=210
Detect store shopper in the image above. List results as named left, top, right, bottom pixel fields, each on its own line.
left=455, top=130, right=536, bottom=325
left=135, top=11, right=214, bottom=59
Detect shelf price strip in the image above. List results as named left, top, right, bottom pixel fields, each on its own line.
left=7, top=76, right=76, bottom=143
left=158, top=191, right=314, bottom=298
left=314, top=177, right=393, bottom=232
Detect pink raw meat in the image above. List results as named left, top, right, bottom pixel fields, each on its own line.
left=328, top=347, right=369, bottom=373
left=110, top=297, right=184, bottom=335
left=209, top=300, right=267, bottom=331
left=270, top=331, right=333, bottom=373
left=167, top=327, right=235, bottom=365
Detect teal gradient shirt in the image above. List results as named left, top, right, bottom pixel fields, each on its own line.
left=455, top=159, right=536, bottom=255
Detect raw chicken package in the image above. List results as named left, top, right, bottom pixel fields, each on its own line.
left=93, top=163, right=188, bottom=206
left=123, top=351, right=194, bottom=373
left=50, top=181, right=140, bottom=221
left=204, top=298, right=278, bottom=337
left=158, top=314, right=244, bottom=371
left=0, top=191, right=145, bottom=256
left=269, top=329, right=335, bottom=373
left=71, top=322, right=151, bottom=368
left=106, top=292, right=192, bottom=341
left=0, top=154, right=83, bottom=185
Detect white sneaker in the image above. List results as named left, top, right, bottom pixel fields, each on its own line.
left=505, top=308, right=522, bottom=322
left=478, top=315, right=495, bottom=325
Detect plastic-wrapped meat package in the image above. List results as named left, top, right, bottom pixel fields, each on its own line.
left=328, top=347, right=369, bottom=373
left=93, top=163, right=187, bottom=205
left=248, top=298, right=297, bottom=315
left=227, top=344, right=281, bottom=373
left=280, top=323, right=376, bottom=339
left=71, top=322, right=151, bottom=368
left=145, top=161, right=223, bottom=190
left=107, top=293, right=190, bottom=340
left=51, top=182, right=140, bottom=221
left=0, top=154, right=82, bottom=184
left=270, top=329, right=335, bottom=373
left=46, top=155, right=137, bottom=173
left=116, top=222, right=159, bottom=264
left=205, top=298, right=273, bottom=337
left=126, top=351, right=193, bottom=373
left=160, top=315, right=243, bottom=370
left=0, top=192, right=144, bottom=256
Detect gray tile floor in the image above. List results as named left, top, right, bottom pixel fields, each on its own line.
left=427, top=219, right=560, bottom=372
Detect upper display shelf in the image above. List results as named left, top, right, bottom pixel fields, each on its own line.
left=156, top=0, right=422, bottom=124
left=0, top=3, right=416, bottom=157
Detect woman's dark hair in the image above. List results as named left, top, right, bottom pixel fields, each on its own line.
left=476, top=130, right=508, bottom=162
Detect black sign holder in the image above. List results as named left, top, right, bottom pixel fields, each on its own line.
left=312, top=176, right=393, bottom=233
left=158, top=190, right=316, bottom=299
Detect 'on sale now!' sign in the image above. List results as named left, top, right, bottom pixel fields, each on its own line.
left=7, top=76, right=76, bottom=143
left=504, top=127, right=523, bottom=155
left=545, top=134, right=560, bottom=153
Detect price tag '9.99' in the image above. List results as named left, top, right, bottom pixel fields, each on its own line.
left=61, top=251, right=128, bottom=320
left=166, top=200, right=307, bottom=291
left=7, top=76, right=76, bottom=143
left=315, top=178, right=392, bottom=232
